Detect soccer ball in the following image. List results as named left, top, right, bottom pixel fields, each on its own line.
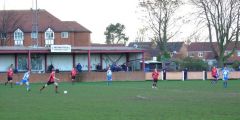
left=64, top=90, right=68, bottom=94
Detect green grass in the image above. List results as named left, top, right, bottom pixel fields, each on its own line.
left=1, top=80, right=240, bottom=120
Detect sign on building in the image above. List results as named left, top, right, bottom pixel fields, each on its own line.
left=51, top=45, right=71, bottom=52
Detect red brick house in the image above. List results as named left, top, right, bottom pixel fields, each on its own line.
left=187, top=42, right=240, bottom=66
left=0, top=9, right=91, bottom=47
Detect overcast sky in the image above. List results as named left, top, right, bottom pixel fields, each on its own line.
left=0, top=0, right=196, bottom=44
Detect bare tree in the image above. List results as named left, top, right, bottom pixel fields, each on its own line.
left=191, top=0, right=240, bottom=67
left=135, top=27, right=148, bottom=42
left=0, top=10, right=20, bottom=46
left=139, top=0, right=183, bottom=55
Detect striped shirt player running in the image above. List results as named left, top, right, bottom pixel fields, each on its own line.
left=20, top=70, right=31, bottom=91
left=40, top=69, right=60, bottom=93
left=222, top=66, right=229, bottom=88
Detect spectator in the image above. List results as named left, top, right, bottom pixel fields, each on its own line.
left=76, top=63, right=82, bottom=72
left=184, top=68, right=188, bottom=80
left=48, top=64, right=54, bottom=72
left=121, top=63, right=127, bottom=72
left=163, top=68, right=166, bottom=80
left=96, top=63, right=102, bottom=72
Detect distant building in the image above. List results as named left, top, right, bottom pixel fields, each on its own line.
left=128, top=41, right=187, bottom=61
left=187, top=42, right=240, bottom=66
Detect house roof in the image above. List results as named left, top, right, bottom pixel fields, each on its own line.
left=128, top=42, right=152, bottom=49
left=187, top=42, right=240, bottom=52
left=128, top=42, right=184, bottom=52
left=0, top=9, right=91, bottom=33
left=91, top=43, right=125, bottom=47
left=187, top=42, right=215, bottom=52
left=165, top=42, right=184, bottom=52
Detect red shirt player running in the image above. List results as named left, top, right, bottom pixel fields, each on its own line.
left=211, top=66, right=218, bottom=84
left=5, top=68, right=14, bottom=88
left=152, top=68, right=159, bottom=88
left=40, top=70, right=60, bottom=93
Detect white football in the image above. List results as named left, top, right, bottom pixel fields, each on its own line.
left=64, top=90, right=68, bottom=94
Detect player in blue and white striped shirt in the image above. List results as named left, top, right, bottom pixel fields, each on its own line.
left=222, top=66, right=229, bottom=88
left=20, top=70, right=31, bottom=91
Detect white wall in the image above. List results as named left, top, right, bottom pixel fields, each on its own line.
left=0, top=55, right=15, bottom=72
left=47, top=54, right=73, bottom=71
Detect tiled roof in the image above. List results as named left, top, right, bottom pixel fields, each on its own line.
left=128, top=42, right=152, bottom=49
left=128, top=42, right=184, bottom=52
left=0, top=9, right=91, bottom=33
left=165, top=42, right=184, bottom=52
left=91, top=43, right=125, bottom=47
left=187, top=42, right=240, bottom=51
left=187, top=42, right=216, bottom=51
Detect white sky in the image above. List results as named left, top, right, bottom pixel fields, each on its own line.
left=0, top=0, right=143, bottom=44
left=0, top=0, right=197, bottom=44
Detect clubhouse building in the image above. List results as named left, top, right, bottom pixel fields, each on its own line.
left=0, top=10, right=144, bottom=73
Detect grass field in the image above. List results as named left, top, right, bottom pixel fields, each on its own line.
left=1, top=80, right=240, bottom=120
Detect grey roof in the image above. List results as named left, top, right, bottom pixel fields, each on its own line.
left=0, top=46, right=142, bottom=51
left=128, top=41, right=184, bottom=52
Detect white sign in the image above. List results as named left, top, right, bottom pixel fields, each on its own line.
left=51, top=45, right=71, bottom=52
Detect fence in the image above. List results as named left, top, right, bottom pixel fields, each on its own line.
left=0, top=71, right=239, bottom=83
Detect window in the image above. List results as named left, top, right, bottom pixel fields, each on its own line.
left=61, top=32, right=69, bottom=38
left=238, top=51, right=240, bottom=57
left=198, top=52, right=203, bottom=57
left=31, top=32, right=38, bottom=39
left=14, top=29, right=24, bottom=46
left=17, top=55, right=28, bottom=71
left=188, top=52, right=194, bottom=57
left=31, top=54, right=43, bottom=71
left=0, top=33, right=6, bottom=39
left=45, top=28, right=54, bottom=46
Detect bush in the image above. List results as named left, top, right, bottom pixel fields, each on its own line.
left=232, top=61, right=240, bottom=71
left=179, top=57, right=208, bottom=71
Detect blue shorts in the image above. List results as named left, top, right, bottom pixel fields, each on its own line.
left=107, top=76, right=112, bottom=81
left=223, top=77, right=228, bottom=81
left=21, top=79, right=28, bottom=84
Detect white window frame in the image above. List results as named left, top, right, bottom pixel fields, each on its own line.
left=45, top=28, right=54, bottom=46
left=61, top=32, right=69, bottom=38
left=14, top=29, right=24, bottom=46
left=237, top=51, right=240, bottom=57
left=198, top=52, right=203, bottom=57
left=188, top=52, right=194, bottom=57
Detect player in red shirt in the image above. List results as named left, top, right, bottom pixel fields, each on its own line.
left=211, top=66, right=218, bottom=85
left=152, top=68, right=159, bottom=88
left=71, top=67, right=77, bottom=85
left=40, top=69, right=60, bottom=93
left=5, top=68, right=14, bottom=88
